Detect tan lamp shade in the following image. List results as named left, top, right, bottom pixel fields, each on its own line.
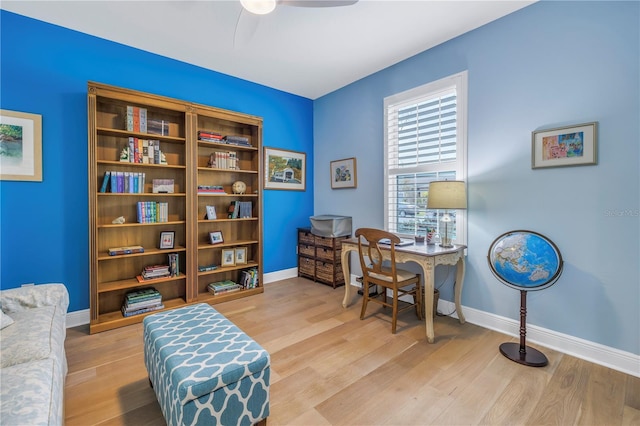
left=427, top=181, right=467, bottom=210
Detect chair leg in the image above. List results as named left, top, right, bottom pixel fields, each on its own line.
left=415, top=281, right=423, bottom=320
left=360, top=281, right=370, bottom=320
left=391, top=288, right=398, bottom=334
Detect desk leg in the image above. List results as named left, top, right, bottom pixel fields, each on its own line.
left=419, top=260, right=435, bottom=344
left=341, top=247, right=354, bottom=308
left=454, top=255, right=466, bottom=324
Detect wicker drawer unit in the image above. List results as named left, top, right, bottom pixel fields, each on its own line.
left=297, top=228, right=348, bottom=288
left=315, top=260, right=345, bottom=286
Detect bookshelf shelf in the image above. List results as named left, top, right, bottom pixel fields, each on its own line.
left=88, top=82, right=263, bottom=333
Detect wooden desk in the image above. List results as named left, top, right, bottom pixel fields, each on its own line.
left=340, top=239, right=466, bottom=343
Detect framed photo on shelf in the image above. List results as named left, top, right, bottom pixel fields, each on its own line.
left=264, top=147, right=306, bottom=191
left=235, top=247, right=247, bottom=264
left=205, top=205, right=217, bottom=220
left=221, top=249, right=235, bottom=267
left=0, top=109, right=43, bottom=182
left=330, top=157, right=357, bottom=189
left=209, top=231, right=224, bottom=245
left=532, top=122, right=597, bottom=169
left=159, top=231, right=175, bottom=249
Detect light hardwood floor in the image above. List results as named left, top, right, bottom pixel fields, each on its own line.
left=65, top=278, right=640, bottom=425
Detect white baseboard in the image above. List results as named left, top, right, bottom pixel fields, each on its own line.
left=67, top=269, right=640, bottom=378
left=438, top=298, right=640, bottom=378
left=66, top=309, right=90, bottom=328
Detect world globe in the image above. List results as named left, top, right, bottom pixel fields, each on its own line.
left=487, top=230, right=563, bottom=367
left=488, top=230, right=563, bottom=291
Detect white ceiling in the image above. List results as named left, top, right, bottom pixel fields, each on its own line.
left=2, top=0, right=536, bottom=99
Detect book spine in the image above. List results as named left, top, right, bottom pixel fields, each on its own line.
left=99, top=171, right=111, bottom=193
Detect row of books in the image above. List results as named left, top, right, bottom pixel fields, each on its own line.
left=137, top=201, right=169, bottom=223
left=228, top=201, right=252, bottom=219
left=108, top=245, right=144, bottom=256
left=100, top=171, right=146, bottom=193
left=126, top=106, right=173, bottom=136
left=240, top=267, right=259, bottom=289
left=126, top=106, right=147, bottom=133
left=121, top=287, right=164, bottom=317
left=125, top=138, right=163, bottom=164
left=208, top=151, right=238, bottom=170
left=198, top=185, right=226, bottom=194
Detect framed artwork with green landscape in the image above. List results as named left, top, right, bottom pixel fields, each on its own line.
left=264, top=147, right=306, bottom=191
left=0, top=109, right=42, bottom=181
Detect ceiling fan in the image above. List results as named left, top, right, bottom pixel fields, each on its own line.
left=235, top=0, right=358, bottom=46
left=241, top=1, right=358, bottom=15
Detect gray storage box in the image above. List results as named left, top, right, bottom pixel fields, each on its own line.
left=310, top=215, right=352, bottom=237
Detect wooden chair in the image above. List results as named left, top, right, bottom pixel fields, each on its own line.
left=355, top=228, right=423, bottom=334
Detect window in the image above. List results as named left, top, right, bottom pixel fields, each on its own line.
left=384, top=71, right=467, bottom=244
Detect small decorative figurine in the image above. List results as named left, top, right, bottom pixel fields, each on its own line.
left=119, top=147, right=130, bottom=162
left=232, top=181, right=247, bottom=195
left=112, top=216, right=126, bottom=224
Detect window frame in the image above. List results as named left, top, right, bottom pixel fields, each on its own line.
left=383, top=71, right=468, bottom=245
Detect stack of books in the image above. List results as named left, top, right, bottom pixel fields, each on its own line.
left=108, top=245, right=144, bottom=256
left=137, top=264, right=171, bottom=282
left=207, top=280, right=242, bottom=295
left=121, top=287, right=163, bottom=317
left=198, top=130, right=223, bottom=142
left=197, top=185, right=226, bottom=194
left=223, top=135, right=251, bottom=147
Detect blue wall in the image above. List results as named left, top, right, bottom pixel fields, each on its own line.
left=314, top=1, right=639, bottom=355
left=0, top=11, right=314, bottom=311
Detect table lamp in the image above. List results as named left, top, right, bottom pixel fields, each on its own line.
left=426, top=180, right=467, bottom=248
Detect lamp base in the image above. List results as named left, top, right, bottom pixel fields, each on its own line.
left=439, top=243, right=454, bottom=248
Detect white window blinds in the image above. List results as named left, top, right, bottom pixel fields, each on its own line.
left=384, top=71, right=467, bottom=242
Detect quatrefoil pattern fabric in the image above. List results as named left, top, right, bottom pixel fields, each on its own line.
left=144, top=304, right=270, bottom=426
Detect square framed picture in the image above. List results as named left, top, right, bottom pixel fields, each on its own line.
left=221, top=248, right=235, bottom=267
left=0, top=109, right=43, bottom=181
left=206, top=205, right=217, bottom=220
left=235, top=247, right=247, bottom=264
left=264, top=147, right=306, bottom=191
left=330, top=157, right=357, bottom=189
left=159, top=231, right=175, bottom=249
left=209, top=231, right=224, bottom=245
left=532, top=122, right=597, bottom=169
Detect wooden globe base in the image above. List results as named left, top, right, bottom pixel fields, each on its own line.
left=499, top=342, right=548, bottom=367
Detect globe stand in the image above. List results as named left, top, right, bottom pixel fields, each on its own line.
left=499, top=289, right=548, bottom=367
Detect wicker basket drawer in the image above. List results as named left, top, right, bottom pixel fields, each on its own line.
left=298, top=229, right=314, bottom=245
left=299, top=256, right=315, bottom=276
left=315, top=260, right=342, bottom=276
left=314, top=234, right=349, bottom=248
left=299, top=244, right=315, bottom=257
left=316, top=247, right=340, bottom=261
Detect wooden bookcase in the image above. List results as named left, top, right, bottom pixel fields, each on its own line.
left=297, top=228, right=348, bottom=289
left=88, top=82, right=263, bottom=333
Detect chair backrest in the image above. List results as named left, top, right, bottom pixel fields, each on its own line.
left=355, top=228, right=399, bottom=284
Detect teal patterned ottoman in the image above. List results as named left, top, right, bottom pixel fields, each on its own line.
left=143, top=303, right=270, bottom=426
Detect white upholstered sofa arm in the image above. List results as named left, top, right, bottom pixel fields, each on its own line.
left=0, top=283, right=69, bottom=315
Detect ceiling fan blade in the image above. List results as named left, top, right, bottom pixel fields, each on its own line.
left=234, top=7, right=261, bottom=47
left=281, top=0, right=358, bottom=7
